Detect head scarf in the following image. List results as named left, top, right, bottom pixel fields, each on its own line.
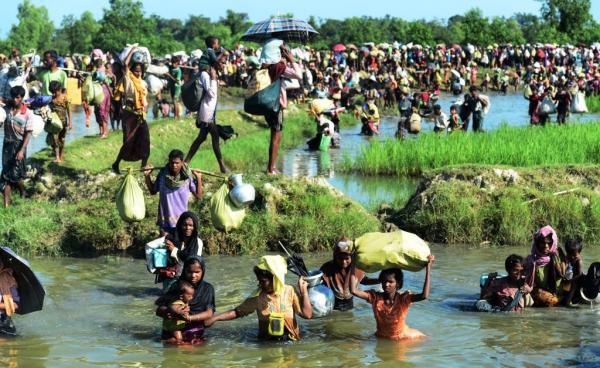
left=157, top=256, right=215, bottom=314
left=257, top=255, right=287, bottom=295
left=527, top=225, right=558, bottom=267
left=126, top=68, right=147, bottom=111
left=174, top=212, right=201, bottom=262
left=0, top=264, right=17, bottom=316
left=259, top=38, right=283, bottom=65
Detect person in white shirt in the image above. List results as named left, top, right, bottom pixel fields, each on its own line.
left=432, top=104, right=449, bottom=133
left=184, top=40, right=228, bottom=174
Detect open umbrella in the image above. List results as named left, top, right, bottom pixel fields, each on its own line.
left=332, top=43, right=346, bottom=53
left=240, top=18, right=318, bottom=44
left=0, top=247, right=45, bottom=314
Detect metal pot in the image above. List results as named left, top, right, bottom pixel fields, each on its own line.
left=228, top=174, right=255, bottom=208
left=305, top=270, right=324, bottom=288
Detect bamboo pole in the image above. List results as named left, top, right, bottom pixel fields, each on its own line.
left=127, top=166, right=226, bottom=178
left=523, top=188, right=581, bottom=204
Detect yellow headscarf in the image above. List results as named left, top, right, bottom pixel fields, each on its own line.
left=257, top=255, right=287, bottom=296
left=0, top=267, right=17, bottom=316
left=126, top=70, right=147, bottom=111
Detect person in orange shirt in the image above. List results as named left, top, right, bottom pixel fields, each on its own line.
left=350, top=255, right=434, bottom=340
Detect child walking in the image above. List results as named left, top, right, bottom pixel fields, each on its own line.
left=351, top=255, right=434, bottom=340
left=48, top=81, right=71, bottom=163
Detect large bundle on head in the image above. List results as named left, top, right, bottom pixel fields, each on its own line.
left=116, top=171, right=146, bottom=222
left=309, top=98, right=335, bottom=116
left=119, top=44, right=151, bottom=68
left=354, top=231, right=430, bottom=273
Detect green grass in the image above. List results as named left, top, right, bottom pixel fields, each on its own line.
left=10, top=107, right=380, bottom=256
left=586, top=95, right=600, bottom=113
left=344, top=122, right=600, bottom=176
left=387, top=166, right=600, bottom=246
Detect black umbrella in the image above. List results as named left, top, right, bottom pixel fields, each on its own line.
left=241, top=18, right=319, bottom=44
left=0, top=247, right=45, bottom=314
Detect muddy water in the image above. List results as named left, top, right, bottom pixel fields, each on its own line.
left=2, top=246, right=600, bottom=367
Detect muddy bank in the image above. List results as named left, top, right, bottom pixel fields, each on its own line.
left=379, top=165, right=600, bottom=246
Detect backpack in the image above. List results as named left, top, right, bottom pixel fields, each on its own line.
left=181, top=73, right=204, bottom=112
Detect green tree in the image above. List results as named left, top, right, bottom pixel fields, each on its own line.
left=219, top=10, right=251, bottom=37
left=539, top=0, right=592, bottom=41
left=54, top=11, right=100, bottom=54
left=7, top=0, right=55, bottom=53
left=461, top=8, right=489, bottom=46
left=488, top=17, right=525, bottom=44
left=93, top=0, right=157, bottom=53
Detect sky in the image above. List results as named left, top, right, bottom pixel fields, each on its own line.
left=1, top=0, right=600, bottom=37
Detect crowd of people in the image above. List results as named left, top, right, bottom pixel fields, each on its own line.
left=1, top=37, right=600, bottom=345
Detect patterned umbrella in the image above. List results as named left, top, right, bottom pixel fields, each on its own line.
left=0, top=247, right=45, bottom=315
left=241, top=18, right=319, bottom=44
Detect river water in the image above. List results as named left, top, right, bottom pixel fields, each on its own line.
left=3, top=94, right=600, bottom=366
left=3, top=246, right=600, bottom=367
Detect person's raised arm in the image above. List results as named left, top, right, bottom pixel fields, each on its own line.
left=350, top=273, right=370, bottom=301
left=411, top=254, right=435, bottom=303
left=143, top=165, right=157, bottom=195
left=191, top=170, right=203, bottom=200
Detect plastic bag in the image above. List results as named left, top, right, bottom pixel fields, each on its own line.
left=181, top=75, right=204, bottom=112
left=308, top=284, right=334, bottom=318
left=244, top=79, right=282, bottom=116
left=28, top=113, right=44, bottom=138
left=540, top=97, right=556, bottom=115
left=309, top=98, right=335, bottom=116
left=571, top=91, right=588, bottom=113
left=319, top=134, right=331, bottom=152
left=43, top=111, right=63, bottom=134
left=209, top=184, right=246, bottom=232
left=116, top=171, right=146, bottom=222
left=354, top=231, right=430, bottom=273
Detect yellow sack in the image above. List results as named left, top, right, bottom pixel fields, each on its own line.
left=245, top=69, right=272, bottom=98
left=116, top=171, right=146, bottom=222
left=309, top=98, right=335, bottom=116
left=66, top=77, right=82, bottom=105
left=354, top=231, right=430, bottom=273
left=209, top=184, right=246, bottom=232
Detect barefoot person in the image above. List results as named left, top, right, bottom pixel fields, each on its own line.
left=1, top=86, right=33, bottom=207
left=111, top=50, right=150, bottom=174
left=259, top=39, right=302, bottom=174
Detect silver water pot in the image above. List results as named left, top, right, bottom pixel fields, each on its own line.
left=228, top=174, right=255, bottom=208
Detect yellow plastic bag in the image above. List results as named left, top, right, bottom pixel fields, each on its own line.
left=66, top=77, right=82, bottom=105
left=116, top=171, right=146, bottom=222
left=209, top=184, right=246, bottom=232
left=354, top=231, right=430, bottom=273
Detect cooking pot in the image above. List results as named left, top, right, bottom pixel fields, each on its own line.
left=228, top=174, right=255, bottom=208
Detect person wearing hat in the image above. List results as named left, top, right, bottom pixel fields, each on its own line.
left=205, top=255, right=312, bottom=341
left=319, top=237, right=378, bottom=311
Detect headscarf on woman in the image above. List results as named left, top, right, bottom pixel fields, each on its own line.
left=527, top=225, right=558, bottom=268
left=173, top=212, right=202, bottom=263
left=157, top=256, right=215, bottom=314
left=256, top=255, right=287, bottom=296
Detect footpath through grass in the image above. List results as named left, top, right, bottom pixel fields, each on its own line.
left=345, top=122, right=600, bottom=176
left=5, top=108, right=380, bottom=256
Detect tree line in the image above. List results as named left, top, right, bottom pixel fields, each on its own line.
left=1, top=0, right=598, bottom=56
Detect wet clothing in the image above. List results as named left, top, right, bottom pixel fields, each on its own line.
left=0, top=267, right=19, bottom=317
left=235, top=284, right=302, bottom=341
left=320, top=261, right=365, bottom=311
left=162, top=300, right=187, bottom=332
left=480, top=277, right=532, bottom=311
left=366, top=290, right=424, bottom=340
